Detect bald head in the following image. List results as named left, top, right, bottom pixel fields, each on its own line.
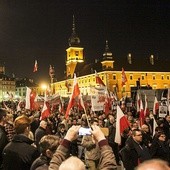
left=136, top=159, right=170, bottom=170
left=59, top=156, right=85, bottom=170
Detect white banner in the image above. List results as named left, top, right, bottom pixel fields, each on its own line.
left=90, top=86, right=107, bottom=111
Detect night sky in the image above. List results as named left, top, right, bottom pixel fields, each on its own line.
left=0, top=0, right=169, bottom=84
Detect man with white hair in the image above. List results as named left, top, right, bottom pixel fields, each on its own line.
left=49, top=125, right=117, bottom=170
left=59, top=156, right=85, bottom=170
left=135, top=159, right=170, bottom=170
left=35, top=120, right=47, bottom=152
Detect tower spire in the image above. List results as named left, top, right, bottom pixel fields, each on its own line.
left=72, top=15, right=76, bottom=34
left=68, top=15, right=80, bottom=47
left=101, top=40, right=114, bottom=70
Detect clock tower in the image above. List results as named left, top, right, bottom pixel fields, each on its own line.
left=66, top=15, right=84, bottom=78
left=101, top=40, right=114, bottom=70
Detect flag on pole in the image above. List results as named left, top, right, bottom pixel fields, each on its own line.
left=153, top=96, right=159, bottom=115
left=25, top=87, right=36, bottom=110
left=115, top=105, right=130, bottom=144
left=40, top=102, right=50, bottom=120
left=136, top=93, right=140, bottom=113
left=33, top=60, right=38, bottom=72
left=65, top=74, right=85, bottom=118
left=139, top=99, right=144, bottom=126
left=144, top=94, right=149, bottom=117
left=152, top=117, right=158, bottom=136
left=95, top=70, right=105, bottom=86
left=121, top=67, right=127, bottom=86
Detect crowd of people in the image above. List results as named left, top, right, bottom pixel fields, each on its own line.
left=0, top=99, right=170, bottom=170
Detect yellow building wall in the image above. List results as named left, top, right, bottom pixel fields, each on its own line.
left=52, top=71, right=170, bottom=99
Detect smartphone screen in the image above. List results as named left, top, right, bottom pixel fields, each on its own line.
left=78, top=127, right=91, bottom=136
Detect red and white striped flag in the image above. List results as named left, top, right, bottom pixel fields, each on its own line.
left=33, top=60, right=38, bottom=72
left=25, top=87, right=37, bottom=110
left=65, top=74, right=85, bottom=118
left=121, top=67, right=127, bottom=86
left=144, top=94, right=149, bottom=117
left=136, top=93, right=140, bottom=113
left=40, top=102, right=50, bottom=120
left=95, top=70, right=105, bottom=86
left=153, top=96, right=159, bottom=115
left=139, top=99, right=145, bottom=126
left=115, top=105, right=130, bottom=144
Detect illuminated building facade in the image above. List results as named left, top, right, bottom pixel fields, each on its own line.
left=0, top=65, right=15, bottom=101
left=52, top=17, right=170, bottom=99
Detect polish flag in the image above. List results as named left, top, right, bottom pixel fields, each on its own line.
left=121, top=67, right=127, bottom=86
left=136, top=93, right=140, bottom=113
left=153, top=96, right=159, bottom=115
left=25, top=87, right=36, bottom=110
left=139, top=99, right=145, bottom=126
left=152, top=117, right=158, bottom=136
left=144, top=94, right=149, bottom=117
left=65, top=74, right=85, bottom=118
left=40, top=102, right=50, bottom=120
left=104, top=91, right=110, bottom=115
left=115, top=105, right=130, bottom=144
left=33, top=60, right=38, bottom=72
left=95, top=70, right=105, bottom=86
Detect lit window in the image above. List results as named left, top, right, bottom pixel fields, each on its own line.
left=153, top=75, right=156, bottom=80
left=113, top=75, right=116, bottom=80
left=167, top=75, right=169, bottom=80
left=141, top=76, right=144, bottom=80
left=161, top=75, right=164, bottom=80
left=130, top=75, right=133, bottom=80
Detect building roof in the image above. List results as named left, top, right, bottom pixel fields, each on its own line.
left=16, top=78, right=38, bottom=87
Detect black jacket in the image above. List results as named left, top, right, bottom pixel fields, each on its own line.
left=0, top=125, right=8, bottom=168
left=31, top=155, right=50, bottom=170
left=2, top=134, right=39, bottom=170
left=120, top=137, right=151, bottom=170
left=150, top=139, right=170, bottom=163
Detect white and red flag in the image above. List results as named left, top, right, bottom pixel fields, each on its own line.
left=33, top=60, right=38, bottom=72
left=139, top=98, right=145, bottom=126
left=136, top=93, right=140, bottom=113
left=144, top=94, right=149, bottom=117
left=121, top=67, right=127, bottom=86
left=95, top=70, right=105, bottom=86
left=65, top=74, right=85, bottom=118
left=153, top=96, right=159, bottom=115
left=115, top=105, right=130, bottom=144
left=40, top=102, right=50, bottom=120
left=25, top=87, right=37, bottom=110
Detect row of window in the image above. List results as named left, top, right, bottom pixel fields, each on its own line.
left=113, top=75, right=170, bottom=80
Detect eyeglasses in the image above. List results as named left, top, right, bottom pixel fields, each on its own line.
left=160, top=135, right=166, bottom=138
left=135, top=134, right=142, bottom=136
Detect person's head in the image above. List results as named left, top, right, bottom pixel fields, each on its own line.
left=58, top=123, right=66, bottom=133
left=165, top=115, right=170, bottom=123
left=0, top=109, right=7, bottom=125
left=40, top=120, right=47, bottom=129
left=14, top=115, right=31, bottom=136
left=155, top=132, right=166, bottom=142
left=144, top=116, right=150, bottom=123
left=39, top=135, right=60, bottom=158
left=132, top=121, right=139, bottom=129
left=135, top=159, right=170, bottom=170
left=141, top=124, right=149, bottom=133
left=59, top=156, right=85, bottom=170
left=132, top=129, right=143, bottom=143
left=109, top=115, right=115, bottom=124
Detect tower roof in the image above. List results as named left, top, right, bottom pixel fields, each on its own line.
left=102, top=40, right=113, bottom=61
left=68, top=15, right=80, bottom=47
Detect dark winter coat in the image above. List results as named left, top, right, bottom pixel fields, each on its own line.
left=2, top=134, right=39, bottom=170
left=119, top=137, right=151, bottom=170
left=31, top=155, right=50, bottom=170
left=150, top=139, right=170, bottom=163
left=0, top=125, right=8, bottom=168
